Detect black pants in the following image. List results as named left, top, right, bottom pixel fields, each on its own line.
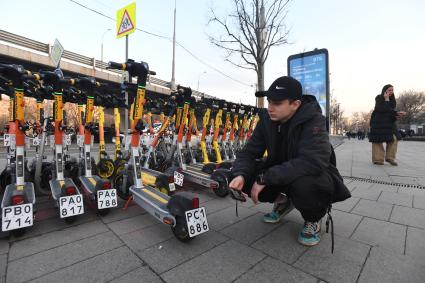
left=242, top=170, right=333, bottom=222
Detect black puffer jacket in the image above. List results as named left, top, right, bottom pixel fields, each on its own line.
left=232, top=95, right=350, bottom=203
left=369, top=95, right=398, bottom=143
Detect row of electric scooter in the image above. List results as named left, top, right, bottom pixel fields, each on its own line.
left=0, top=59, right=259, bottom=242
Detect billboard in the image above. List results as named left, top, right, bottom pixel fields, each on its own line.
left=287, top=48, right=329, bottom=129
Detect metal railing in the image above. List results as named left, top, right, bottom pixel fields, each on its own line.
left=0, top=29, right=213, bottom=99
left=0, top=29, right=49, bottom=53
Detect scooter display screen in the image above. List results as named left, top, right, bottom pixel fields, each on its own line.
left=16, top=155, right=24, bottom=177
left=85, top=152, right=91, bottom=170
left=57, top=153, right=63, bottom=173
left=134, top=156, right=142, bottom=178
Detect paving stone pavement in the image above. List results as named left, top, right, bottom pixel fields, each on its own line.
left=0, top=139, right=425, bottom=282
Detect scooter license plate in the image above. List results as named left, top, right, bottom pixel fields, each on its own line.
left=2, top=204, right=33, bottom=231
left=174, top=171, right=184, bottom=186
left=4, top=134, right=15, bottom=149
left=97, top=189, right=118, bottom=209
left=185, top=207, right=209, bottom=237
left=77, top=135, right=84, bottom=147
left=33, top=137, right=41, bottom=146
left=59, top=195, right=84, bottom=218
left=169, top=183, right=176, bottom=192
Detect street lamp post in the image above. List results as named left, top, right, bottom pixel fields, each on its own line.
left=197, top=71, right=207, bottom=91
left=101, top=28, right=111, bottom=68
left=170, top=0, right=177, bottom=90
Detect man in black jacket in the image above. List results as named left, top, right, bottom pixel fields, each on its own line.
left=229, top=76, right=350, bottom=247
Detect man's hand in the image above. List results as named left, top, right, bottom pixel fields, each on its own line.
left=229, top=175, right=245, bottom=191
left=251, top=182, right=266, bottom=204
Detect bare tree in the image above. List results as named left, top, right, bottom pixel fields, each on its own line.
left=24, top=98, right=37, bottom=123
left=396, top=90, right=425, bottom=126
left=330, top=94, right=344, bottom=134
left=63, top=103, right=79, bottom=128
left=0, top=99, right=9, bottom=130
left=359, top=111, right=372, bottom=132
left=348, top=111, right=372, bottom=133
left=208, top=0, right=291, bottom=107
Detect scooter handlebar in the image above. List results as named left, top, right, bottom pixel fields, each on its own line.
left=22, top=73, right=41, bottom=81
left=60, top=78, right=75, bottom=85
left=107, top=61, right=124, bottom=70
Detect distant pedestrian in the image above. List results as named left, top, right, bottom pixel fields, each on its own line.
left=368, top=84, right=406, bottom=165
left=346, top=131, right=352, bottom=140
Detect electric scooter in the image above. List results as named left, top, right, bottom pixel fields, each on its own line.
left=108, top=59, right=209, bottom=241
left=72, top=77, right=117, bottom=216
left=0, top=63, right=37, bottom=235
left=112, top=83, right=176, bottom=197
left=165, top=86, right=230, bottom=197
left=39, top=69, right=84, bottom=223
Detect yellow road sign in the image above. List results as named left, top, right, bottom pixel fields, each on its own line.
left=116, top=2, right=136, bottom=39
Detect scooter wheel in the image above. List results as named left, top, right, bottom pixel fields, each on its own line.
left=11, top=228, right=26, bottom=238
left=0, top=169, right=11, bottom=193
left=159, top=187, right=169, bottom=195
left=211, top=175, right=229, bottom=197
left=64, top=216, right=77, bottom=224
left=171, top=216, right=192, bottom=242
left=41, top=163, right=53, bottom=189
left=214, top=184, right=229, bottom=197
left=113, top=171, right=132, bottom=200
left=98, top=159, right=115, bottom=179
left=113, top=158, right=127, bottom=175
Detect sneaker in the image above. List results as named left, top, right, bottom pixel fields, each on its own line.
left=298, top=220, right=322, bottom=246
left=373, top=161, right=384, bottom=165
left=385, top=159, right=398, bottom=166
left=263, top=196, right=294, bottom=224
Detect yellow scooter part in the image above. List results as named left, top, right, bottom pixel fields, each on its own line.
left=98, top=159, right=115, bottom=179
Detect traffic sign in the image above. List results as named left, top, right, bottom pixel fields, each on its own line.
left=50, top=39, right=64, bottom=68
left=116, top=2, right=136, bottom=39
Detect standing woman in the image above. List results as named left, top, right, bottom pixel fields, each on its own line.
left=369, top=84, right=406, bottom=165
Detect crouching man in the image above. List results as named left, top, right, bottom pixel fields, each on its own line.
left=229, top=76, right=350, bottom=247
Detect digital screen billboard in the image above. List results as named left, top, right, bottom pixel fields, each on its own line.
left=287, top=49, right=329, bottom=123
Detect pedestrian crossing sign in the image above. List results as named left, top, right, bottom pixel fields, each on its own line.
left=116, top=2, right=136, bottom=38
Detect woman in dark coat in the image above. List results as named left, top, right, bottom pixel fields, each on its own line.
left=369, top=84, right=405, bottom=165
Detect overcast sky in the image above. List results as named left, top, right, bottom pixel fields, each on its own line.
left=1, top=0, right=424, bottom=115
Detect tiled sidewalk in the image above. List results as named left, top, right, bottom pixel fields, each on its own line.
left=1, top=139, right=425, bottom=282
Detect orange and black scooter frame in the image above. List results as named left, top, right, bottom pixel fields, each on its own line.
left=0, top=63, right=37, bottom=235
left=39, top=69, right=84, bottom=224
left=227, top=103, right=240, bottom=160
left=167, top=87, right=230, bottom=197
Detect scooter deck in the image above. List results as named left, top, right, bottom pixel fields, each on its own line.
left=182, top=165, right=219, bottom=188
left=79, top=175, right=101, bottom=195
left=188, top=161, right=233, bottom=170
left=141, top=167, right=164, bottom=177
left=49, top=178, right=80, bottom=200
left=1, top=182, right=36, bottom=207
left=188, top=163, right=212, bottom=169
left=141, top=168, right=163, bottom=186
left=130, top=185, right=175, bottom=224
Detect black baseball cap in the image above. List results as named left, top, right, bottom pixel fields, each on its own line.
left=255, top=76, right=302, bottom=101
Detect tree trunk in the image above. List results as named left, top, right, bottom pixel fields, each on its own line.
left=257, top=62, right=265, bottom=108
